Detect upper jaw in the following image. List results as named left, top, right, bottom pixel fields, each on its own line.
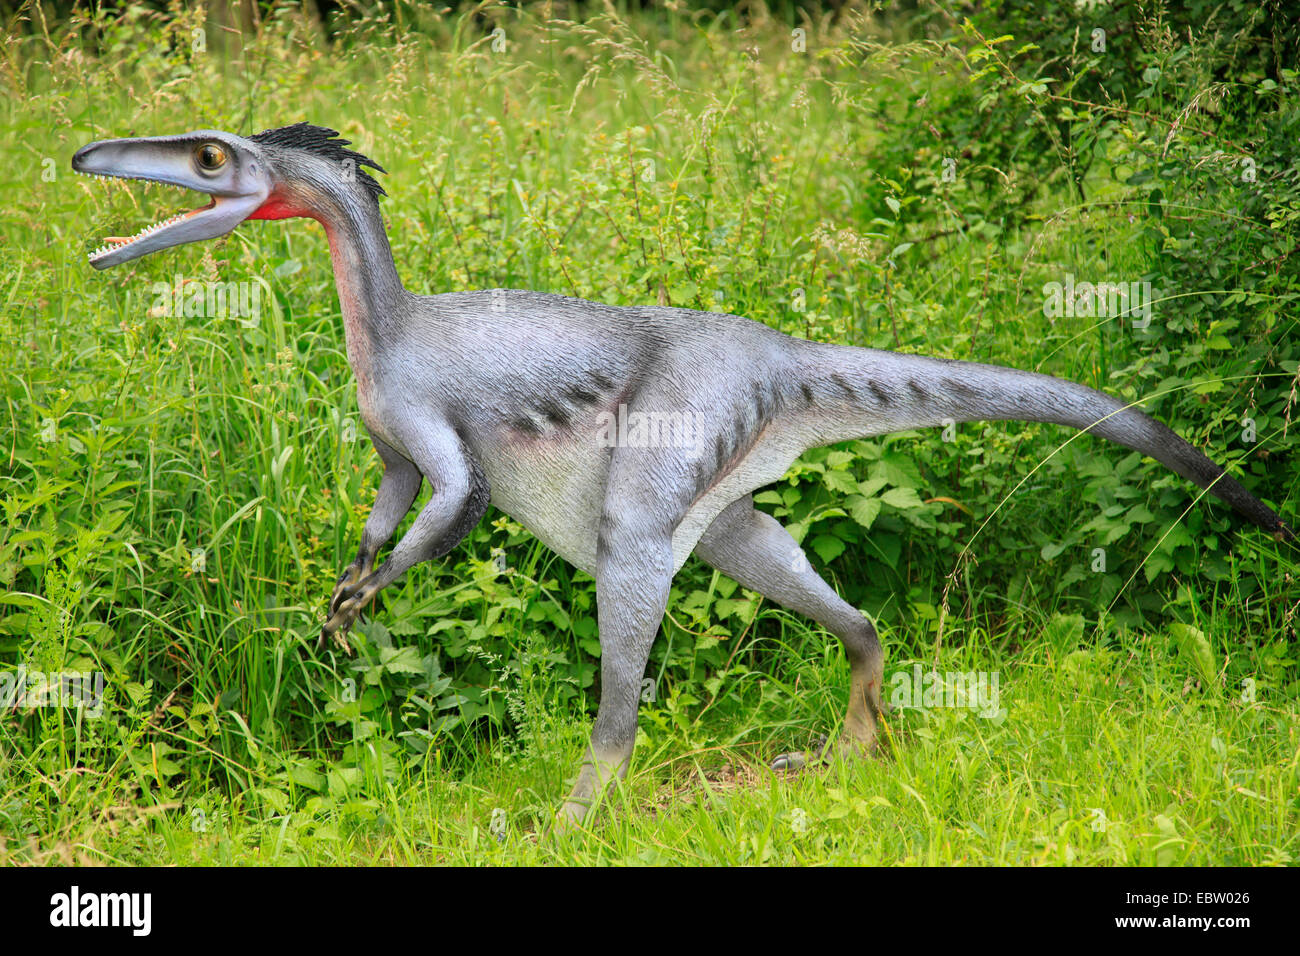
left=71, top=131, right=269, bottom=270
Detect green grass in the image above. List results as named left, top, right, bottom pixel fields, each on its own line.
left=31, top=629, right=1298, bottom=866
left=1, top=1, right=1296, bottom=865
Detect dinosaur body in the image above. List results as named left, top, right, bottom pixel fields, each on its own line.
left=363, top=290, right=826, bottom=575
left=73, top=124, right=1291, bottom=826
left=354, top=288, right=1286, bottom=574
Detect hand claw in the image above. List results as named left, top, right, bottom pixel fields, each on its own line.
left=317, top=619, right=355, bottom=655
left=329, top=563, right=364, bottom=616
left=320, top=585, right=374, bottom=655
left=320, top=566, right=368, bottom=654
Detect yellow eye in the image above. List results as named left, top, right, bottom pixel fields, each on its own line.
left=195, top=143, right=227, bottom=170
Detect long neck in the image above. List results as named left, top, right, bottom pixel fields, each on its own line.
left=263, top=173, right=405, bottom=389
left=313, top=188, right=404, bottom=376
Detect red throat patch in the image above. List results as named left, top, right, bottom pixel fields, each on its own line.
left=246, top=195, right=309, bottom=220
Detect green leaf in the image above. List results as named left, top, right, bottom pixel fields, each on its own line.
left=1143, top=550, right=1174, bottom=582
left=1043, top=613, right=1085, bottom=650
left=716, top=597, right=756, bottom=622
left=379, top=645, right=425, bottom=675
left=810, top=534, right=846, bottom=565
left=1169, top=623, right=1216, bottom=686
left=1126, top=504, right=1155, bottom=524
left=846, top=494, right=882, bottom=530
left=823, top=469, right=860, bottom=494
left=1040, top=540, right=1069, bottom=561
left=881, top=486, right=924, bottom=509
left=288, top=764, right=326, bottom=792
left=1154, top=522, right=1194, bottom=553
left=870, top=534, right=902, bottom=570
left=871, top=453, right=922, bottom=487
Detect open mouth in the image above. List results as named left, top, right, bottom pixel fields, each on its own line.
left=71, top=135, right=269, bottom=271
left=74, top=170, right=221, bottom=266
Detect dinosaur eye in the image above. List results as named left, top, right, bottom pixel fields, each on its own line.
left=195, top=143, right=227, bottom=171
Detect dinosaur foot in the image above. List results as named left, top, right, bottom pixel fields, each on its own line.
left=549, top=800, right=592, bottom=837
left=770, top=731, right=880, bottom=771
left=770, top=736, right=828, bottom=772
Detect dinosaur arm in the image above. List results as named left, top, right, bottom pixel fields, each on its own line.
left=321, top=421, right=491, bottom=643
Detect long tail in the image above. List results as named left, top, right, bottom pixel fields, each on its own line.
left=792, top=342, right=1293, bottom=540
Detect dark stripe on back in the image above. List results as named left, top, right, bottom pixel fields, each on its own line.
left=538, top=399, right=572, bottom=429
left=511, top=415, right=542, bottom=436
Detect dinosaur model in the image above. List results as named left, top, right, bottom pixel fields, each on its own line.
left=73, top=123, right=1292, bottom=826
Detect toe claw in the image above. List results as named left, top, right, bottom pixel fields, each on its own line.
left=321, top=586, right=373, bottom=656
left=771, top=751, right=808, bottom=771
left=771, top=736, right=830, bottom=772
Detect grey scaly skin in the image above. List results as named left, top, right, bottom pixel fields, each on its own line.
left=73, top=124, right=1293, bottom=828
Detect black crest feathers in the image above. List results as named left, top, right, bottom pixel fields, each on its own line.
left=250, top=122, right=387, bottom=200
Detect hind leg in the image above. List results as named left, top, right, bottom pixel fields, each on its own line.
left=694, top=495, right=885, bottom=768
left=557, top=519, right=673, bottom=827
left=556, top=442, right=692, bottom=828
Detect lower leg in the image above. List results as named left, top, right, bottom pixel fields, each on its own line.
left=694, top=496, right=884, bottom=763
left=557, top=524, right=673, bottom=828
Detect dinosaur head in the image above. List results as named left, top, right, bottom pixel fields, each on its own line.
left=71, top=123, right=386, bottom=270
